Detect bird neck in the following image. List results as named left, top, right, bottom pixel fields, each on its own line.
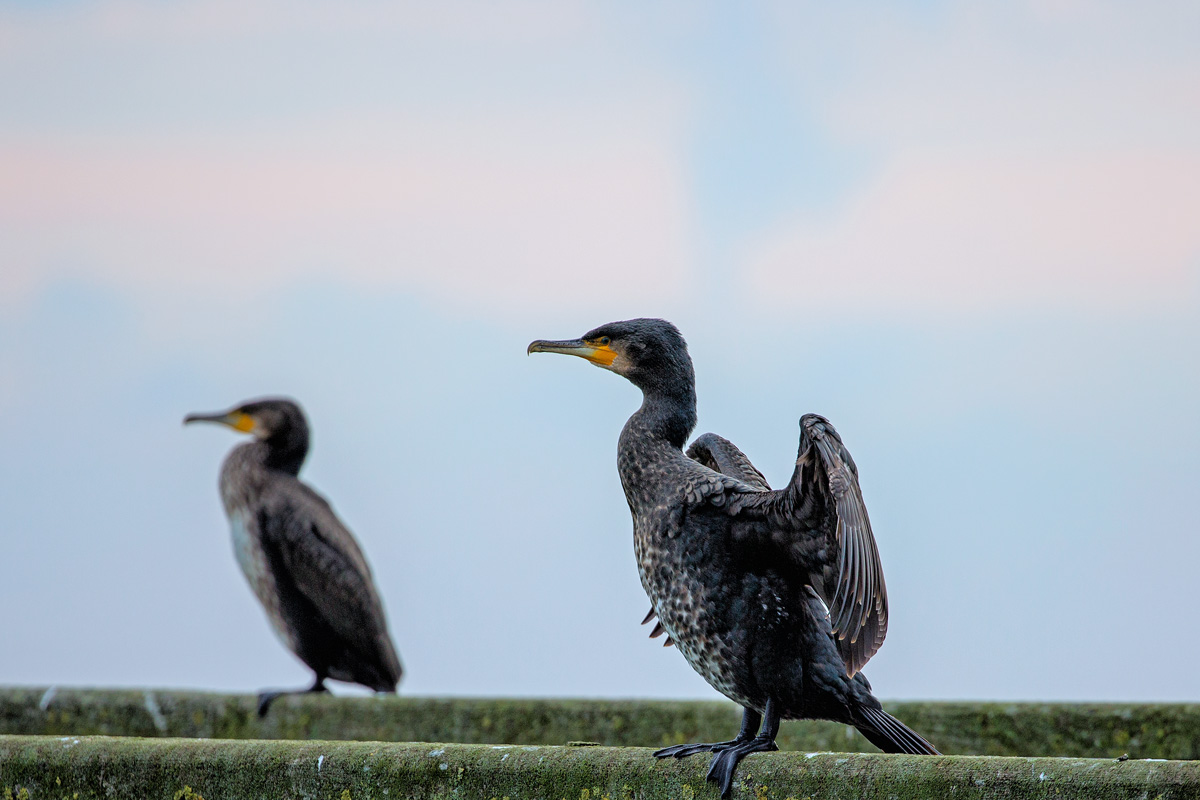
left=628, top=382, right=697, bottom=450
left=232, top=434, right=308, bottom=477
left=264, top=431, right=308, bottom=475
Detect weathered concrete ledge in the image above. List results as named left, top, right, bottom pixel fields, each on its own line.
left=5, top=687, right=1200, bottom=759
left=3, top=735, right=1197, bottom=800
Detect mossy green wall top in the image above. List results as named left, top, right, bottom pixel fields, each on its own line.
left=3, top=735, right=1199, bottom=800
left=4, top=687, right=1200, bottom=760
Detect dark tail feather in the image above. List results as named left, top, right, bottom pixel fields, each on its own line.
left=856, top=707, right=940, bottom=755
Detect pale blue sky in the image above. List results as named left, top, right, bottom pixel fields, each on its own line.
left=1, top=1, right=1198, bottom=702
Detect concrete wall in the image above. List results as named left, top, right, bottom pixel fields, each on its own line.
left=3, top=735, right=1198, bottom=800
left=4, top=688, right=1200, bottom=759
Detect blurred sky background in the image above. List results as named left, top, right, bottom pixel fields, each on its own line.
left=1, top=1, right=1198, bottom=703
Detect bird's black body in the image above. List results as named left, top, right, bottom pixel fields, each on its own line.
left=186, top=398, right=402, bottom=716
left=529, top=319, right=937, bottom=796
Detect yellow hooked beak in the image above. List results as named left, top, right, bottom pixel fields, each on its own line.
left=527, top=338, right=618, bottom=368
left=183, top=410, right=258, bottom=433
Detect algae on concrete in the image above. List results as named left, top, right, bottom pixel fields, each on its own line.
left=3, top=735, right=1200, bottom=800
left=4, top=688, right=1200, bottom=759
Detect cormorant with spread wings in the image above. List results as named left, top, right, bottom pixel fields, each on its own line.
left=185, top=397, right=402, bottom=717
left=529, top=319, right=937, bottom=797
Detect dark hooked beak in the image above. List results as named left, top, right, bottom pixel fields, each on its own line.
left=183, top=410, right=256, bottom=433
left=527, top=338, right=617, bottom=367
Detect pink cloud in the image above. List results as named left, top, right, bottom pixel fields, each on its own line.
left=0, top=0, right=695, bottom=318
left=0, top=107, right=695, bottom=314
left=745, top=148, right=1200, bottom=314
left=747, top=1, right=1200, bottom=316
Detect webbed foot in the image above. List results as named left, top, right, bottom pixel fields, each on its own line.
left=706, top=735, right=779, bottom=798
left=652, top=705, right=763, bottom=762
left=653, top=738, right=746, bottom=759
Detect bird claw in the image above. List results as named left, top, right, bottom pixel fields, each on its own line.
left=705, top=736, right=779, bottom=799
left=653, top=738, right=744, bottom=759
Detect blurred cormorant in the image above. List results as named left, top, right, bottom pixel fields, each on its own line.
left=185, top=397, right=402, bottom=716
left=529, top=319, right=937, bottom=797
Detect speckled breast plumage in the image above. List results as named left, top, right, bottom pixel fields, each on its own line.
left=634, top=521, right=756, bottom=708
left=621, top=435, right=762, bottom=711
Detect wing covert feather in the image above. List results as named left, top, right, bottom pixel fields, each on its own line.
left=686, top=433, right=772, bottom=490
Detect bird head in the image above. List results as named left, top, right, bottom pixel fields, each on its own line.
left=527, top=317, right=694, bottom=396
left=184, top=397, right=308, bottom=442
left=185, top=397, right=310, bottom=474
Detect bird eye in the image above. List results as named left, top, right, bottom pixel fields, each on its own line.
left=599, top=336, right=611, bottom=345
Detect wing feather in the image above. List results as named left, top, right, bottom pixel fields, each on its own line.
left=259, top=481, right=403, bottom=688
left=667, top=419, right=892, bottom=676
left=801, top=414, right=887, bottom=674
left=694, top=414, right=888, bottom=676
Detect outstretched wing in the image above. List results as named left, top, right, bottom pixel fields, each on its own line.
left=798, top=414, right=887, bottom=676
left=258, top=481, right=403, bottom=688
left=693, top=414, right=888, bottom=676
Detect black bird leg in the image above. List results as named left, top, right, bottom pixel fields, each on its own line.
left=256, top=676, right=329, bottom=718
left=706, top=698, right=780, bottom=799
left=653, top=706, right=762, bottom=759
